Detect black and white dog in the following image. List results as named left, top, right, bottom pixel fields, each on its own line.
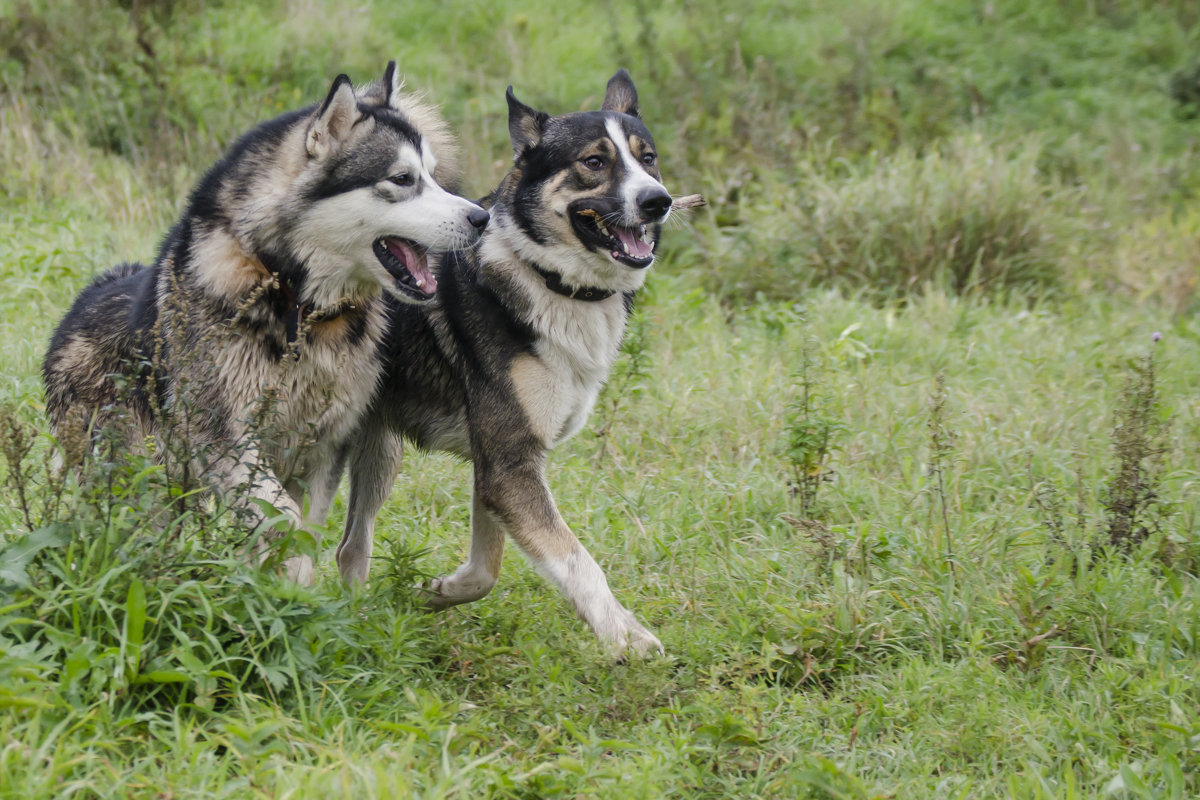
left=338, top=70, right=672, bottom=657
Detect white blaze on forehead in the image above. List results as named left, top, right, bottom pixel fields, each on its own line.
left=604, top=116, right=666, bottom=216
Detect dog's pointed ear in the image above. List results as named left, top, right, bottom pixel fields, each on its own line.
left=307, top=74, right=358, bottom=160
left=506, top=86, right=549, bottom=158
left=601, top=69, right=640, bottom=118
left=381, top=60, right=402, bottom=107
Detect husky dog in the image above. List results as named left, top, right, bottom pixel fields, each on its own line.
left=43, top=63, right=489, bottom=582
left=337, top=70, right=672, bottom=657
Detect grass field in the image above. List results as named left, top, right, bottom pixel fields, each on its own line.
left=2, top=1, right=1200, bottom=797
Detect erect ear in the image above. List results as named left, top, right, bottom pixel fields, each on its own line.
left=381, top=60, right=402, bottom=107
left=601, top=69, right=640, bottom=118
left=307, top=74, right=358, bottom=160
left=506, top=86, right=550, bottom=158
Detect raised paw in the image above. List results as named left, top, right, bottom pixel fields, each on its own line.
left=418, top=571, right=496, bottom=610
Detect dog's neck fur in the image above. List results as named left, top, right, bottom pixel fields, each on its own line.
left=476, top=207, right=631, bottom=403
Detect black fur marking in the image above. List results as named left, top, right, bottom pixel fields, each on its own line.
left=382, top=61, right=398, bottom=104
left=42, top=262, right=165, bottom=425
left=369, top=250, right=537, bottom=453
left=345, top=305, right=370, bottom=347
left=186, top=109, right=309, bottom=226
left=304, top=107, right=422, bottom=201
left=258, top=249, right=306, bottom=298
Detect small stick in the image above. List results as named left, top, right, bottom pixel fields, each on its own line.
left=1022, top=624, right=1064, bottom=648
left=671, top=193, right=706, bottom=212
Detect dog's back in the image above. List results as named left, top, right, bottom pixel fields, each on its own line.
left=43, top=261, right=161, bottom=444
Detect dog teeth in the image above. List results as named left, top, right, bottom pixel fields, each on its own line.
left=416, top=279, right=425, bottom=288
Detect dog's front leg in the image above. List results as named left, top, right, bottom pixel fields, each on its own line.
left=473, top=455, right=663, bottom=658
left=205, top=443, right=312, bottom=584
left=300, top=440, right=347, bottom=527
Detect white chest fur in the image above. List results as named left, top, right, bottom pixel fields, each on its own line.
left=510, top=294, right=627, bottom=448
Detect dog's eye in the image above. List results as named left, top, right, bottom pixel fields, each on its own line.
left=388, top=172, right=415, bottom=187
left=641, top=153, right=657, bottom=166
left=582, top=156, right=606, bottom=171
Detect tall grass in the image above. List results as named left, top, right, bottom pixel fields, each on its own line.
left=693, top=136, right=1092, bottom=300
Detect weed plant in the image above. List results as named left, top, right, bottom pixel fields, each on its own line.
left=782, top=318, right=845, bottom=520
left=699, top=137, right=1090, bottom=301
left=1104, top=344, right=1171, bottom=551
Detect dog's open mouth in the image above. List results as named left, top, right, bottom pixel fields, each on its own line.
left=572, top=209, right=656, bottom=269
left=373, top=237, right=437, bottom=300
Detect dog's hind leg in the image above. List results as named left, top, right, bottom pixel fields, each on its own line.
left=423, top=480, right=505, bottom=606
left=337, top=424, right=404, bottom=585
left=472, top=451, right=662, bottom=658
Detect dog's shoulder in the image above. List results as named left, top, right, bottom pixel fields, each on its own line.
left=433, top=248, right=539, bottom=361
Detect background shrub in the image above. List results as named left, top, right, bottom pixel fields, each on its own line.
left=691, top=136, right=1093, bottom=300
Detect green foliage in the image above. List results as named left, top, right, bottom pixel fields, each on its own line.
left=697, top=137, right=1091, bottom=300
left=782, top=318, right=846, bottom=519
left=0, top=409, right=346, bottom=714
left=1104, top=345, right=1171, bottom=550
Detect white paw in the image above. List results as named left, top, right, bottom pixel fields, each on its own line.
left=618, top=622, right=664, bottom=660
left=284, top=554, right=316, bottom=587
left=419, top=573, right=495, bottom=609
left=420, top=576, right=454, bottom=610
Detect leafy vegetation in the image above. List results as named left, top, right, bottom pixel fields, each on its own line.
left=3, top=0, right=1200, bottom=796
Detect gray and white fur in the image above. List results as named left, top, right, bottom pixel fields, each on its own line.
left=43, top=63, right=488, bottom=583
left=338, top=70, right=672, bottom=657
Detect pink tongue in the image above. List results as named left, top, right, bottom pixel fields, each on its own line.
left=613, top=227, right=654, bottom=259
left=385, top=238, right=437, bottom=294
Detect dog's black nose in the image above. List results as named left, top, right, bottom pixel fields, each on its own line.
left=637, top=189, right=672, bottom=220
left=468, top=208, right=490, bottom=230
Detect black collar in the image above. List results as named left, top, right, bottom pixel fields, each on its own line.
left=529, top=264, right=616, bottom=302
